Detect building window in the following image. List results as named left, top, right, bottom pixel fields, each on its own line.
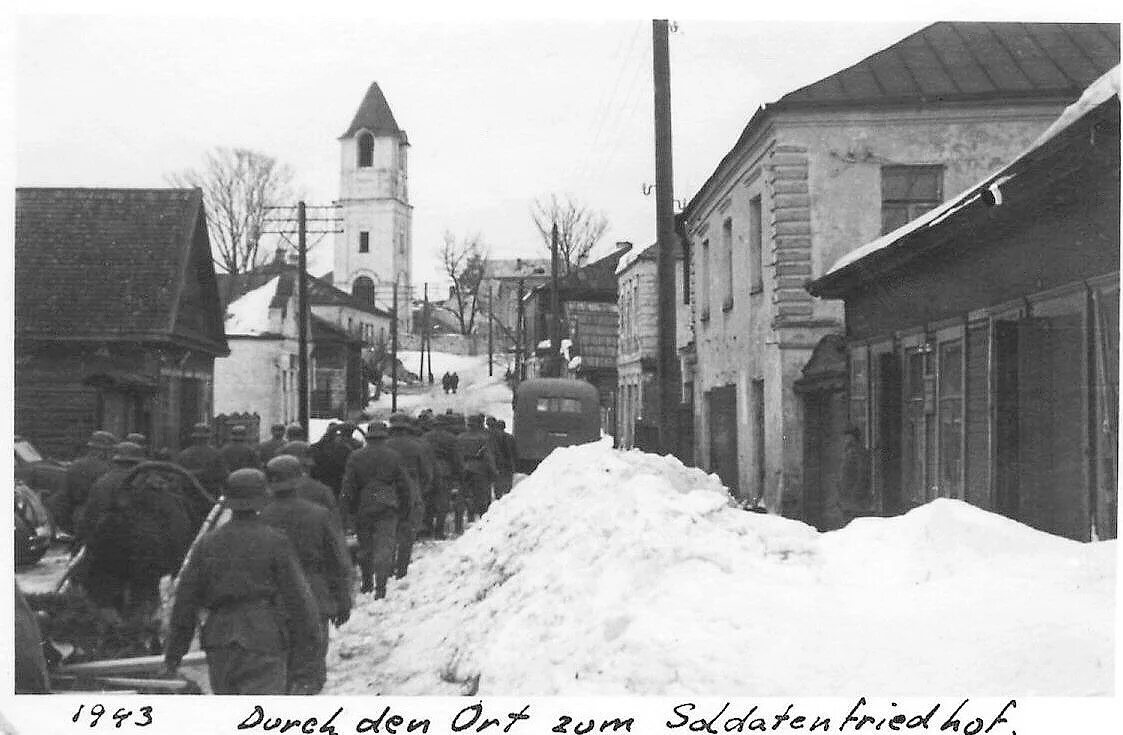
left=681, top=240, right=691, bottom=304
left=721, top=218, right=734, bottom=311
left=352, top=276, right=376, bottom=307
left=749, top=196, right=763, bottom=294
left=881, top=165, right=943, bottom=234
left=359, top=231, right=370, bottom=253
left=700, top=239, right=711, bottom=321
left=358, top=132, right=374, bottom=168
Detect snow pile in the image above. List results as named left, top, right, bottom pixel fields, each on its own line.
left=327, top=443, right=1115, bottom=696
left=225, top=276, right=281, bottom=336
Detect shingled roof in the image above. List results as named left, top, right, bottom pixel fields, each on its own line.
left=685, top=21, right=1120, bottom=218
left=218, top=260, right=392, bottom=319
left=778, top=22, right=1119, bottom=109
left=15, top=188, right=228, bottom=354
left=339, top=81, right=408, bottom=142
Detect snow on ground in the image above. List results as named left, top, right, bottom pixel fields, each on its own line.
left=326, top=442, right=1115, bottom=696
left=366, top=350, right=514, bottom=427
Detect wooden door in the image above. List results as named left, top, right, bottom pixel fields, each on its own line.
left=707, top=385, right=739, bottom=495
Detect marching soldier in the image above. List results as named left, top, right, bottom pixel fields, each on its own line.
left=219, top=425, right=262, bottom=471
left=421, top=413, right=463, bottom=539
left=164, top=468, right=320, bottom=695
left=125, top=433, right=149, bottom=457
left=59, top=430, right=117, bottom=535
left=340, top=423, right=411, bottom=598
left=261, top=456, right=353, bottom=694
left=456, top=414, right=498, bottom=520
left=277, top=440, right=341, bottom=527
left=491, top=419, right=516, bottom=500
left=258, top=423, right=288, bottom=464
left=385, top=413, right=432, bottom=578
left=175, top=424, right=229, bottom=499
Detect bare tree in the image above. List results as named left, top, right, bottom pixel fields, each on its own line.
left=437, top=231, right=489, bottom=335
left=530, top=194, right=610, bottom=275
left=167, top=147, right=296, bottom=275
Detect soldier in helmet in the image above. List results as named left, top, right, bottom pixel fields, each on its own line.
left=261, top=456, right=353, bottom=694
left=258, top=424, right=288, bottom=465
left=125, top=433, right=149, bottom=457
left=285, top=423, right=306, bottom=442
left=219, top=425, right=262, bottom=472
left=276, top=440, right=341, bottom=527
left=164, top=468, right=319, bottom=695
left=421, top=413, right=463, bottom=539
left=59, top=430, right=118, bottom=535
left=456, top=413, right=498, bottom=522
left=385, top=413, right=433, bottom=578
left=340, top=423, right=411, bottom=598
left=175, top=424, right=229, bottom=499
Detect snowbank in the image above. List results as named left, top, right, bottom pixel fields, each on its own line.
left=325, top=443, right=1115, bottom=696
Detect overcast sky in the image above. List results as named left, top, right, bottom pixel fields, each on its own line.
left=13, top=8, right=1107, bottom=287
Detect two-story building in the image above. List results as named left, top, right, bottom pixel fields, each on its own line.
left=681, top=21, right=1119, bottom=518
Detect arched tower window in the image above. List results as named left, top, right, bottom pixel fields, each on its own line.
left=352, top=276, right=376, bottom=307
left=357, top=132, right=374, bottom=168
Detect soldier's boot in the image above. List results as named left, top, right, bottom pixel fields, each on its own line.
left=374, top=580, right=387, bottom=600
left=360, top=570, right=374, bottom=594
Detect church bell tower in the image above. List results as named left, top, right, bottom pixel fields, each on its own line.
left=335, top=81, right=412, bottom=330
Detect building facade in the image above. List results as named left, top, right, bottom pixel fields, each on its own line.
left=14, top=188, right=229, bottom=458
left=615, top=241, right=691, bottom=454
left=335, top=81, right=413, bottom=331
left=681, top=22, right=1120, bottom=517
left=808, top=72, right=1120, bottom=541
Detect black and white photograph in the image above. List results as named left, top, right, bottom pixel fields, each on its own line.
left=3, top=1, right=1121, bottom=728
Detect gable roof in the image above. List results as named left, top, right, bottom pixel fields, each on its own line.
left=684, top=22, right=1120, bottom=220
left=339, top=81, right=408, bottom=142
left=15, top=187, right=228, bottom=354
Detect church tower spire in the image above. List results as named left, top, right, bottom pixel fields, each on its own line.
left=334, top=81, right=412, bottom=330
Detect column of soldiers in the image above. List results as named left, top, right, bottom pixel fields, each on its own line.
left=52, top=414, right=516, bottom=696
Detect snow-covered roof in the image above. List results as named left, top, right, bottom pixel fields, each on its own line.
left=225, top=275, right=282, bottom=336
left=823, top=65, right=1121, bottom=280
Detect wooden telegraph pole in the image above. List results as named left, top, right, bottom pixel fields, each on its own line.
left=515, top=278, right=526, bottom=382
left=487, top=284, right=494, bottom=377
left=296, top=201, right=309, bottom=437
left=391, top=277, right=399, bottom=412
left=549, top=222, right=561, bottom=377
left=653, top=19, right=679, bottom=455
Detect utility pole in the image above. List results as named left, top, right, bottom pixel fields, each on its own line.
left=653, top=18, right=679, bottom=456
left=423, top=282, right=434, bottom=384
left=297, top=201, right=309, bottom=436
left=515, top=278, right=526, bottom=383
left=262, top=202, right=342, bottom=435
left=419, top=281, right=426, bottom=379
left=549, top=221, right=561, bottom=378
left=487, top=284, right=494, bottom=377
left=391, top=277, right=399, bottom=412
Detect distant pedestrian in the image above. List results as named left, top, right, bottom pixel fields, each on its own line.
left=340, top=423, right=412, bottom=598
left=441, top=372, right=451, bottom=394
left=258, top=424, right=288, bottom=464
left=219, top=425, right=262, bottom=472
left=164, top=468, right=320, bottom=695
left=450, top=372, right=460, bottom=394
